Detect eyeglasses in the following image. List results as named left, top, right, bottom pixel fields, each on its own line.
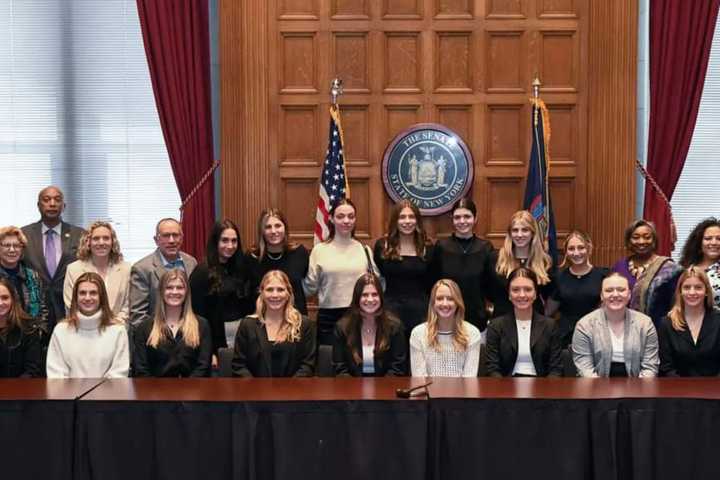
left=0, top=243, right=23, bottom=250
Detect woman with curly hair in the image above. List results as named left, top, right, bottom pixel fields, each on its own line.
left=410, top=279, right=482, bottom=377
left=189, top=219, right=254, bottom=367
left=680, top=217, right=720, bottom=305
left=64, top=221, right=131, bottom=324
left=232, top=270, right=315, bottom=377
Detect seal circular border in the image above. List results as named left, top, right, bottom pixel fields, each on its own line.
left=381, top=123, right=474, bottom=216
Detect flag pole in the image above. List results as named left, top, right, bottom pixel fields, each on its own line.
left=329, top=78, right=349, bottom=197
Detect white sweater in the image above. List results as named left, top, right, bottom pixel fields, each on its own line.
left=46, top=312, right=130, bottom=378
left=303, top=239, right=381, bottom=308
left=410, top=322, right=482, bottom=377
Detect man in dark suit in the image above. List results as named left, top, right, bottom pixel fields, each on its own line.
left=129, top=218, right=197, bottom=328
left=21, top=186, right=85, bottom=332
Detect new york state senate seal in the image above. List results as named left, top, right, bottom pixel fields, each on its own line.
left=382, top=123, right=474, bottom=215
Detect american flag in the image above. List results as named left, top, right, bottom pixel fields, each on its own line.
left=314, top=106, right=349, bottom=244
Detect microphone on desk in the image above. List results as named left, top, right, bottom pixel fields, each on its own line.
left=396, top=381, right=433, bottom=399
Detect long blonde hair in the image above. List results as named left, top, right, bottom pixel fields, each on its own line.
left=254, top=270, right=303, bottom=343
left=426, top=279, right=469, bottom=351
left=667, top=267, right=715, bottom=332
left=147, top=269, right=201, bottom=348
left=495, top=210, right=552, bottom=283
left=559, top=230, right=593, bottom=269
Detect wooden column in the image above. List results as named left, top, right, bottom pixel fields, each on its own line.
left=586, top=0, right=638, bottom=266
left=220, top=0, right=272, bottom=243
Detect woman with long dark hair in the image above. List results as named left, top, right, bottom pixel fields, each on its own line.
left=246, top=208, right=309, bottom=314
left=680, top=217, right=720, bottom=305
left=303, top=199, right=381, bottom=345
left=0, top=278, right=43, bottom=377
left=189, top=219, right=253, bottom=367
left=133, top=269, right=212, bottom=377
left=333, top=273, right=407, bottom=376
left=373, top=200, right=433, bottom=338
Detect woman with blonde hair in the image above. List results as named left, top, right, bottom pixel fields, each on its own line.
left=47, top=272, right=129, bottom=378
left=64, top=221, right=131, bottom=324
left=658, top=267, right=720, bottom=376
left=133, top=269, right=212, bottom=377
left=545, top=230, right=609, bottom=348
left=233, top=270, right=315, bottom=377
left=491, top=210, right=554, bottom=318
left=409, top=279, right=482, bottom=377
left=246, top=208, right=309, bottom=314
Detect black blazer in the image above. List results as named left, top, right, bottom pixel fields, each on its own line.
left=231, top=315, right=316, bottom=377
left=132, top=316, right=213, bottom=377
left=0, top=324, right=43, bottom=378
left=332, top=315, right=407, bottom=377
left=21, top=220, right=84, bottom=330
left=485, top=311, right=563, bottom=377
left=658, top=310, right=720, bottom=377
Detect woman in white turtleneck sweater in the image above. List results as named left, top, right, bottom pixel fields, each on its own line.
left=303, top=199, right=382, bottom=346
left=47, top=272, right=129, bottom=378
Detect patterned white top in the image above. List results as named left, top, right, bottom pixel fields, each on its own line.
left=705, top=262, right=720, bottom=306
left=409, top=322, right=483, bottom=377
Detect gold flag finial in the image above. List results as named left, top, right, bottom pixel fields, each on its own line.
left=330, top=78, right=343, bottom=106
left=532, top=77, right=541, bottom=99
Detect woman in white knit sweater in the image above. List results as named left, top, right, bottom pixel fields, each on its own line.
left=303, top=199, right=381, bottom=345
left=410, top=279, right=482, bottom=377
left=47, top=271, right=129, bottom=378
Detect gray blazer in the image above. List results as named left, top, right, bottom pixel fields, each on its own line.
left=572, top=308, right=659, bottom=377
left=21, top=220, right=85, bottom=329
left=129, top=249, right=197, bottom=327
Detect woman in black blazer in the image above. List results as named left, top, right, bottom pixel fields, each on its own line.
left=658, top=267, right=720, bottom=376
left=333, top=273, right=407, bottom=376
left=0, top=278, right=43, bottom=377
left=486, top=267, right=562, bottom=377
left=133, top=269, right=212, bottom=377
left=232, top=270, right=316, bottom=377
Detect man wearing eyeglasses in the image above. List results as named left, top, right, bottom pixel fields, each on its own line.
left=129, top=218, right=198, bottom=327
left=21, top=186, right=85, bottom=333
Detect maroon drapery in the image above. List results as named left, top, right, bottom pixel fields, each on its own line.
left=136, top=0, right=215, bottom=260
left=644, top=0, right=720, bottom=255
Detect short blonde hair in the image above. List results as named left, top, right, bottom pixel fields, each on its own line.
left=0, top=226, right=28, bottom=247
left=77, top=221, right=123, bottom=264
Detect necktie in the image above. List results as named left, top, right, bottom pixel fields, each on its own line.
left=45, top=229, right=58, bottom=278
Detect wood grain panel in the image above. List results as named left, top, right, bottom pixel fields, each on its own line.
left=549, top=177, right=575, bottom=233
left=539, top=30, right=578, bottom=92
left=435, top=0, right=473, bottom=19
left=384, top=32, right=422, bottom=93
left=538, top=0, right=577, bottom=18
left=280, top=32, right=318, bottom=94
left=333, top=32, right=370, bottom=93
left=486, top=0, right=526, bottom=19
left=484, top=177, right=524, bottom=244
left=278, top=0, right=319, bottom=20
left=385, top=105, right=421, bottom=144
left=486, top=31, right=525, bottom=93
left=340, top=105, right=370, bottom=165
left=435, top=32, right=473, bottom=93
left=280, top=105, right=319, bottom=166
left=281, top=178, right=318, bottom=244
left=486, top=104, right=525, bottom=166
left=383, top=0, right=422, bottom=19
left=436, top=105, right=472, bottom=144
left=331, top=0, right=370, bottom=19
left=546, top=104, right=576, bottom=166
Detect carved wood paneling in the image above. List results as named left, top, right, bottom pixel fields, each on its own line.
left=486, top=104, right=525, bottom=166
left=333, top=33, right=370, bottom=93
left=486, top=0, right=526, bottom=19
left=435, top=32, right=473, bottom=93
left=279, top=105, right=319, bottom=166
left=435, top=0, right=473, bottom=19
left=331, top=0, right=370, bottom=19
left=384, top=33, right=423, bottom=93
left=486, top=31, right=526, bottom=93
left=539, top=30, right=578, bottom=92
left=537, top=0, right=577, bottom=19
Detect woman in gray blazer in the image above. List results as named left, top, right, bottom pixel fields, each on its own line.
left=572, top=272, right=659, bottom=377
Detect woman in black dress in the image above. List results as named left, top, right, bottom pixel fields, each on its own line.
left=133, top=269, right=212, bottom=377
left=232, top=270, right=315, bottom=377
left=0, top=278, right=42, bottom=377
left=373, top=200, right=433, bottom=338
left=246, top=208, right=309, bottom=314
left=658, top=267, right=720, bottom=376
left=189, top=220, right=253, bottom=368
left=430, top=198, right=495, bottom=333
left=545, top=230, right=608, bottom=348
left=333, top=273, right=407, bottom=376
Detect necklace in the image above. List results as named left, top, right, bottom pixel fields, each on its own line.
left=628, top=257, right=652, bottom=278
left=266, top=250, right=284, bottom=261
left=570, top=265, right=592, bottom=278
left=453, top=235, right=474, bottom=254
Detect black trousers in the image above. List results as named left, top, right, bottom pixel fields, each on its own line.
left=316, top=307, right=348, bottom=346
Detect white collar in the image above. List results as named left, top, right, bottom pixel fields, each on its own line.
left=41, top=223, right=63, bottom=236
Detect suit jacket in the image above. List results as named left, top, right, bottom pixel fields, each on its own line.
left=21, top=220, right=84, bottom=330
left=129, top=249, right=197, bottom=327
left=572, top=308, right=659, bottom=377
left=332, top=315, right=407, bottom=377
left=64, top=259, right=132, bottom=324
left=485, top=312, right=563, bottom=377
left=231, top=315, right=316, bottom=377
left=658, top=310, right=720, bottom=377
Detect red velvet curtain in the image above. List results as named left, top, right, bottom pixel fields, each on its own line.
left=136, top=0, right=215, bottom=260
left=644, top=0, right=720, bottom=255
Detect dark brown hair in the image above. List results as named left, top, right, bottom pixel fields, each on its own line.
left=66, top=272, right=116, bottom=331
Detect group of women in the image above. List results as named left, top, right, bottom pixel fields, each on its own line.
left=2, top=197, right=720, bottom=380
